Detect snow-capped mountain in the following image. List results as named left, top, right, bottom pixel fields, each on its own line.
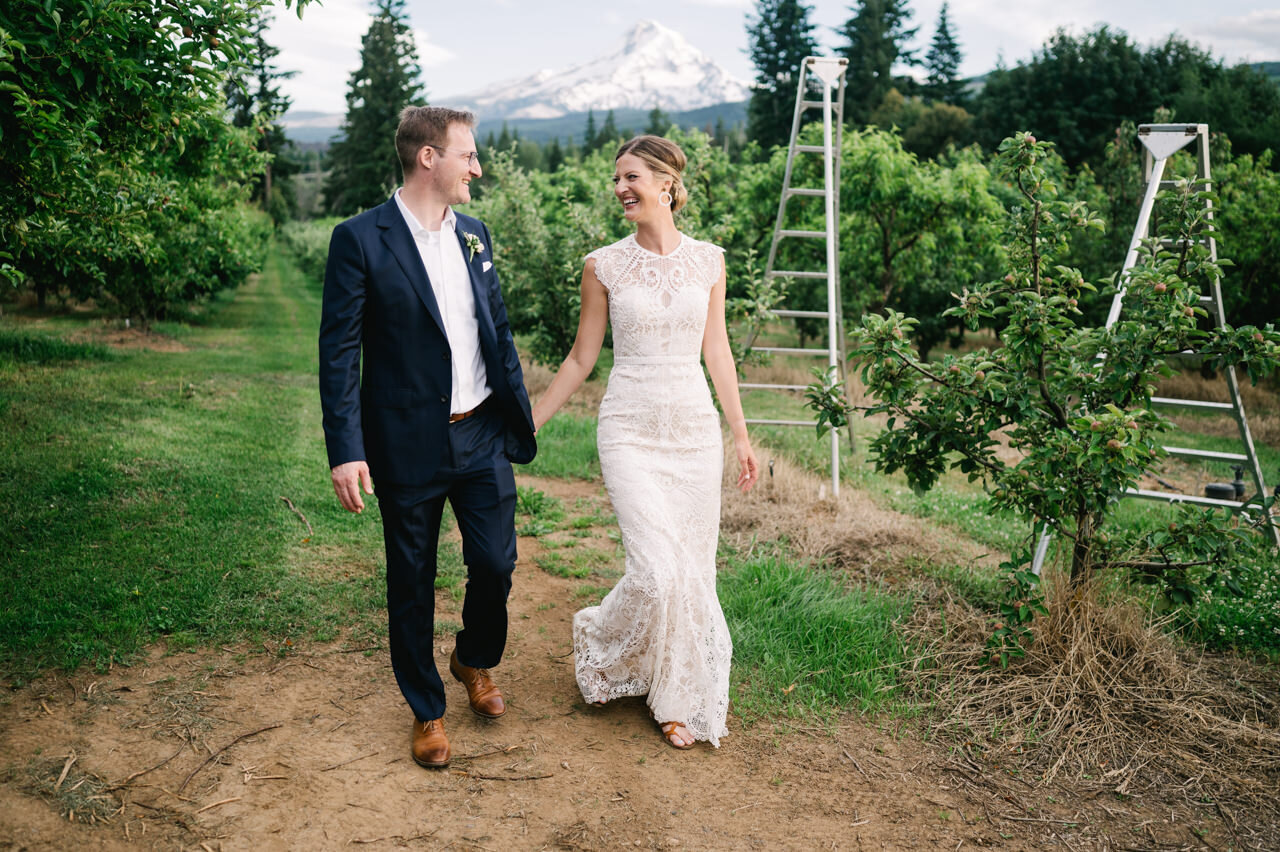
left=454, top=20, right=750, bottom=120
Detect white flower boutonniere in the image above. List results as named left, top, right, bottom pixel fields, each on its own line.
left=463, top=232, right=484, bottom=262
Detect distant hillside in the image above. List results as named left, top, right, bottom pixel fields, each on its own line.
left=285, top=101, right=748, bottom=149
left=1253, top=61, right=1280, bottom=83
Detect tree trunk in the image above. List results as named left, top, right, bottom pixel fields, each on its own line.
left=1070, top=513, right=1095, bottom=586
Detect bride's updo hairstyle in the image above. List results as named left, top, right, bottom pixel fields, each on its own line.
left=615, top=135, right=689, bottom=213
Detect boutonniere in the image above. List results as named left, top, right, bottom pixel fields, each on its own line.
left=463, top=232, right=484, bottom=262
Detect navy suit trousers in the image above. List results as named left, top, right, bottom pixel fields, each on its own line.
left=376, top=403, right=517, bottom=722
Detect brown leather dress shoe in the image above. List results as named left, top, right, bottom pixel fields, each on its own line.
left=449, top=649, right=506, bottom=718
left=411, top=717, right=450, bottom=768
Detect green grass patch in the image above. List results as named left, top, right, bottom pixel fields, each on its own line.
left=516, top=485, right=565, bottom=536
left=0, top=247, right=389, bottom=682
left=523, top=414, right=599, bottom=480
left=721, top=553, right=911, bottom=724
left=0, top=328, right=112, bottom=365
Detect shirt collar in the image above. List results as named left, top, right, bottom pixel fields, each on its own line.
left=394, top=188, right=456, bottom=238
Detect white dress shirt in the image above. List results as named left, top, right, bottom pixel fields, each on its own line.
left=394, top=190, right=492, bottom=415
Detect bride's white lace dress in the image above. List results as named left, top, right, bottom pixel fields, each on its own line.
left=573, top=232, right=732, bottom=746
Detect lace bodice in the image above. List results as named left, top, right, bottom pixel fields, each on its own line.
left=587, top=233, right=724, bottom=362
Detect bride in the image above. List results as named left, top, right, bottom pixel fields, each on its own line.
left=531, top=135, right=759, bottom=749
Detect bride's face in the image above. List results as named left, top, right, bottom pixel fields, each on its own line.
left=613, top=153, right=671, bottom=224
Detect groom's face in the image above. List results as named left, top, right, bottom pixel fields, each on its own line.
left=431, top=123, right=482, bottom=206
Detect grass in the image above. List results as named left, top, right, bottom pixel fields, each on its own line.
left=523, top=414, right=599, bottom=480
left=720, top=552, right=911, bottom=724
left=0, top=248, right=388, bottom=682
left=0, top=328, right=112, bottom=365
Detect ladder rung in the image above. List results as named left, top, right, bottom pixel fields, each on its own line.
left=1151, top=396, right=1234, bottom=412
left=745, top=418, right=816, bottom=427
left=779, top=230, right=827, bottom=239
left=1160, top=238, right=1209, bottom=249
left=768, top=270, right=828, bottom=280
left=786, top=188, right=827, bottom=197
left=740, top=383, right=808, bottom=391
left=800, top=100, right=825, bottom=110
left=1125, top=488, right=1248, bottom=510
left=774, top=309, right=830, bottom=319
left=1199, top=295, right=1216, bottom=304
left=752, top=346, right=831, bottom=357
left=1163, top=445, right=1249, bottom=462
left=794, top=145, right=826, bottom=153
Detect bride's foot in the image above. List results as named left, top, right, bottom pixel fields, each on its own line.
left=658, top=720, right=694, bottom=750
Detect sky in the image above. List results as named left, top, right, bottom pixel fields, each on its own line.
left=268, top=0, right=1280, bottom=115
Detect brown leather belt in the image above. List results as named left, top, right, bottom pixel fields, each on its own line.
left=448, top=397, right=490, bottom=423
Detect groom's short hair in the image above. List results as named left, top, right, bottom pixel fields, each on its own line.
left=396, top=106, right=477, bottom=177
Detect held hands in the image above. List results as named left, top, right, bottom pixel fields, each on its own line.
left=331, top=460, right=373, bottom=513
left=735, top=439, right=760, bottom=492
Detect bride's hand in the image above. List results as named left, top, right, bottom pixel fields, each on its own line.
left=735, top=441, right=759, bottom=492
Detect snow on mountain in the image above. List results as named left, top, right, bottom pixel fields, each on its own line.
left=454, top=20, right=750, bottom=120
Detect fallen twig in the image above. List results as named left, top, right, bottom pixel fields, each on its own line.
left=280, top=496, right=313, bottom=537
left=178, top=723, right=282, bottom=792
left=322, top=750, right=383, bottom=772
left=451, top=770, right=552, bottom=782
left=54, top=752, right=77, bottom=791
left=195, top=796, right=241, bottom=813
left=110, top=743, right=186, bottom=790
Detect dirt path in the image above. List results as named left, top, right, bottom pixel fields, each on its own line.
left=0, top=475, right=1236, bottom=850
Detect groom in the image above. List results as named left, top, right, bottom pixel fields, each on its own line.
left=318, top=106, right=536, bottom=769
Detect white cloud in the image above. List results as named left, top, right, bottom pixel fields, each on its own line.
left=1199, top=10, right=1280, bottom=62
left=269, top=0, right=455, bottom=114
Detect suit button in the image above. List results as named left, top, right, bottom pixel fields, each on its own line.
left=442, top=353, right=450, bottom=361
left=439, top=396, right=447, bottom=403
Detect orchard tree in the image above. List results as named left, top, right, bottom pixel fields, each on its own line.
left=924, top=2, right=964, bottom=105
left=838, top=0, right=919, bottom=126
left=842, top=133, right=1280, bottom=599
left=0, top=0, right=289, bottom=315
left=324, top=0, right=424, bottom=215
left=746, top=0, right=819, bottom=151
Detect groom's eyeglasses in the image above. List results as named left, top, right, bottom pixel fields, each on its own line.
left=430, top=146, right=480, bottom=166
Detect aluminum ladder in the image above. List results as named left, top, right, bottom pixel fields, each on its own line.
left=1033, top=123, right=1278, bottom=572
left=743, top=56, right=849, bottom=497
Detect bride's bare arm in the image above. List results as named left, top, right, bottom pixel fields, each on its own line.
left=702, top=257, right=759, bottom=491
left=531, top=260, right=609, bottom=431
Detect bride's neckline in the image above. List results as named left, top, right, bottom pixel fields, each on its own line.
left=630, top=232, right=685, bottom=258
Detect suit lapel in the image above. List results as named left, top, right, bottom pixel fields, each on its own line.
left=376, top=200, right=447, bottom=337
left=454, top=221, right=497, bottom=347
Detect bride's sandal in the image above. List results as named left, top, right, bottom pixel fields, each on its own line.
left=659, top=720, right=694, bottom=750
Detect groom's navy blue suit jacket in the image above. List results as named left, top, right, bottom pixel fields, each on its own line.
left=318, top=198, right=537, bottom=486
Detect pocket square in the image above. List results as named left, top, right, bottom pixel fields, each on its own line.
left=482, top=261, right=493, bottom=272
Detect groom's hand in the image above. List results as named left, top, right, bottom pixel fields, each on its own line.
left=331, top=461, right=373, bottom=513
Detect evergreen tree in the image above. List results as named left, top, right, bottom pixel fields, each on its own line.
left=323, top=0, right=424, bottom=216
left=924, top=2, right=964, bottom=105
left=839, top=0, right=919, bottom=126
left=547, top=137, right=565, bottom=172
left=599, top=110, right=619, bottom=148
left=746, top=0, right=819, bottom=151
left=224, top=7, right=299, bottom=220
left=583, top=110, right=598, bottom=152
left=645, top=105, right=670, bottom=136
left=497, top=121, right=512, bottom=150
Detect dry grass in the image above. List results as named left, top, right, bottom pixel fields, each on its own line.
left=903, top=573, right=1280, bottom=846
left=1156, top=370, right=1280, bottom=445
left=719, top=437, right=1001, bottom=578
left=18, top=753, right=120, bottom=824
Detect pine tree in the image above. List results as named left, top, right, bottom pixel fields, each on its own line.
left=599, top=110, right=619, bottom=149
left=924, top=2, right=964, bottom=105
left=839, top=0, right=919, bottom=126
left=645, top=105, right=670, bottom=136
left=224, top=7, right=299, bottom=220
left=583, top=110, right=598, bottom=152
left=323, top=0, right=424, bottom=216
left=746, top=0, right=819, bottom=151
left=547, top=137, right=565, bottom=172
left=497, top=121, right=512, bottom=150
